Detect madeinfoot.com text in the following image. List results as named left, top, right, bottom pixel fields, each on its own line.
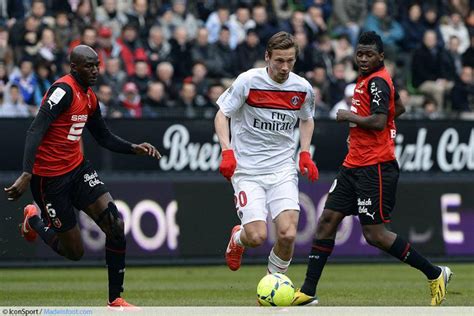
left=2, top=308, right=93, bottom=315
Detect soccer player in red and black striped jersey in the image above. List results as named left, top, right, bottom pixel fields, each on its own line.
left=5, top=45, right=160, bottom=309
left=292, top=32, right=452, bottom=306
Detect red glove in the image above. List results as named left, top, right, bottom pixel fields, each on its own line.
left=219, top=149, right=237, bottom=181
left=299, top=151, right=319, bottom=182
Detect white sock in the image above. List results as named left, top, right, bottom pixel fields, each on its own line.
left=267, top=247, right=291, bottom=274
left=233, top=228, right=244, bottom=247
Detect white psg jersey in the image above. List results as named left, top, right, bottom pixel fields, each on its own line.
left=217, top=67, right=315, bottom=175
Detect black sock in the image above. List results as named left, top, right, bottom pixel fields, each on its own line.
left=106, top=238, right=126, bottom=302
left=301, top=239, right=335, bottom=296
left=387, top=235, right=441, bottom=279
left=28, top=216, right=61, bottom=254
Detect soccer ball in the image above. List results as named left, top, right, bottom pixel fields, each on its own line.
left=257, top=273, right=295, bottom=306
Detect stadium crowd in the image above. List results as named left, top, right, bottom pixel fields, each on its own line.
left=0, top=0, right=472, bottom=119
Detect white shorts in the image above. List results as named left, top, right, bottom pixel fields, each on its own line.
left=231, top=168, right=300, bottom=225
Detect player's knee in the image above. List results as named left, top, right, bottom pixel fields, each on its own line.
left=316, top=212, right=338, bottom=238
left=362, top=227, right=385, bottom=248
left=100, top=202, right=125, bottom=243
left=246, top=231, right=267, bottom=247
left=277, top=227, right=297, bottom=246
left=107, top=217, right=125, bottom=243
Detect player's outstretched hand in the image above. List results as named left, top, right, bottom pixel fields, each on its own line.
left=4, top=172, right=32, bottom=201
left=219, top=149, right=237, bottom=181
left=299, top=151, right=319, bottom=182
left=132, top=143, right=161, bottom=159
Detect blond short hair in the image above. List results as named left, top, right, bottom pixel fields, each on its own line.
left=266, top=31, right=299, bottom=57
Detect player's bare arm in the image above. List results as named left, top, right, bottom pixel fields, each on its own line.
left=298, top=118, right=314, bottom=152
left=395, top=97, right=406, bottom=118
left=214, top=110, right=231, bottom=150
left=336, top=110, right=387, bottom=131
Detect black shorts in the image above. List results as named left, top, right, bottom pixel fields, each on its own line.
left=30, top=159, right=109, bottom=232
left=324, top=160, right=399, bottom=225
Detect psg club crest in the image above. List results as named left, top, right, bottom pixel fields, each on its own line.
left=291, top=96, right=300, bottom=106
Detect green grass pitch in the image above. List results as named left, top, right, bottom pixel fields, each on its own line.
left=0, top=263, right=472, bottom=306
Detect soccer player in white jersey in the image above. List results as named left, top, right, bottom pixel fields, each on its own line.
left=214, top=31, right=319, bottom=274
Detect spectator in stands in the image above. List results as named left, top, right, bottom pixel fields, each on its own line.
left=95, top=0, right=128, bottom=40
left=422, top=6, right=444, bottom=49
left=190, top=27, right=216, bottom=73
left=0, top=26, right=13, bottom=67
left=176, top=81, right=198, bottom=118
left=69, top=26, right=97, bottom=52
left=447, top=35, right=464, bottom=76
left=0, top=0, right=24, bottom=24
left=294, top=31, right=316, bottom=76
left=131, top=60, right=150, bottom=99
left=206, top=5, right=231, bottom=44
left=209, top=26, right=236, bottom=79
left=282, top=10, right=313, bottom=39
left=235, top=28, right=264, bottom=74
left=440, top=12, right=470, bottom=54
left=333, top=34, right=353, bottom=63
left=145, top=26, right=171, bottom=73
left=71, top=0, right=95, bottom=40
left=30, top=0, right=53, bottom=28
left=157, top=5, right=176, bottom=41
left=54, top=11, right=72, bottom=53
left=313, top=85, right=330, bottom=119
left=462, top=33, right=474, bottom=67
left=0, top=84, right=30, bottom=117
left=170, top=0, right=201, bottom=41
left=126, top=0, right=155, bottom=42
left=169, top=26, right=193, bottom=81
left=9, top=15, right=40, bottom=54
left=98, top=57, right=127, bottom=98
left=401, top=3, right=425, bottom=51
left=33, top=62, right=53, bottom=107
left=313, top=34, right=335, bottom=75
left=229, top=5, right=256, bottom=49
left=304, top=6, right=328, bottom=41
left=0, top=62, right=8, bottom=99
left=97, top=83, right=121, bottom=118
left=466, top=9, right=474, bottom=35
left=328, top=62, right=348, bottom=107
left=119, top=82, right=142, bottom=118
left=37, top=27, right=60, bottom=65
left=155, top=61, right=179, bottom=104
left=411, top=30, right=454, bottom=110
left=116, top=23, right=148, bottom=76
left=330, top=83, right=355, bottom=119
left=142, top=81, right=168, bottom=117
left=9, top=58, right=37, bottom=106
left=329, top=0, right=367, bottom=47
left=310, top=65, right=331, bottom=104
left=363, top=0, right=404, bottom=58
left=252, top=5, right=276, bottom=45
left=205, top=82, right=225, bottom=108
left=96, top=27, right=121, bottom=73
left=451, top=66, right=474, bottom=113
left=185, top=62, right=210, bottom=107
left=421, top=97, right=444, bottom=119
